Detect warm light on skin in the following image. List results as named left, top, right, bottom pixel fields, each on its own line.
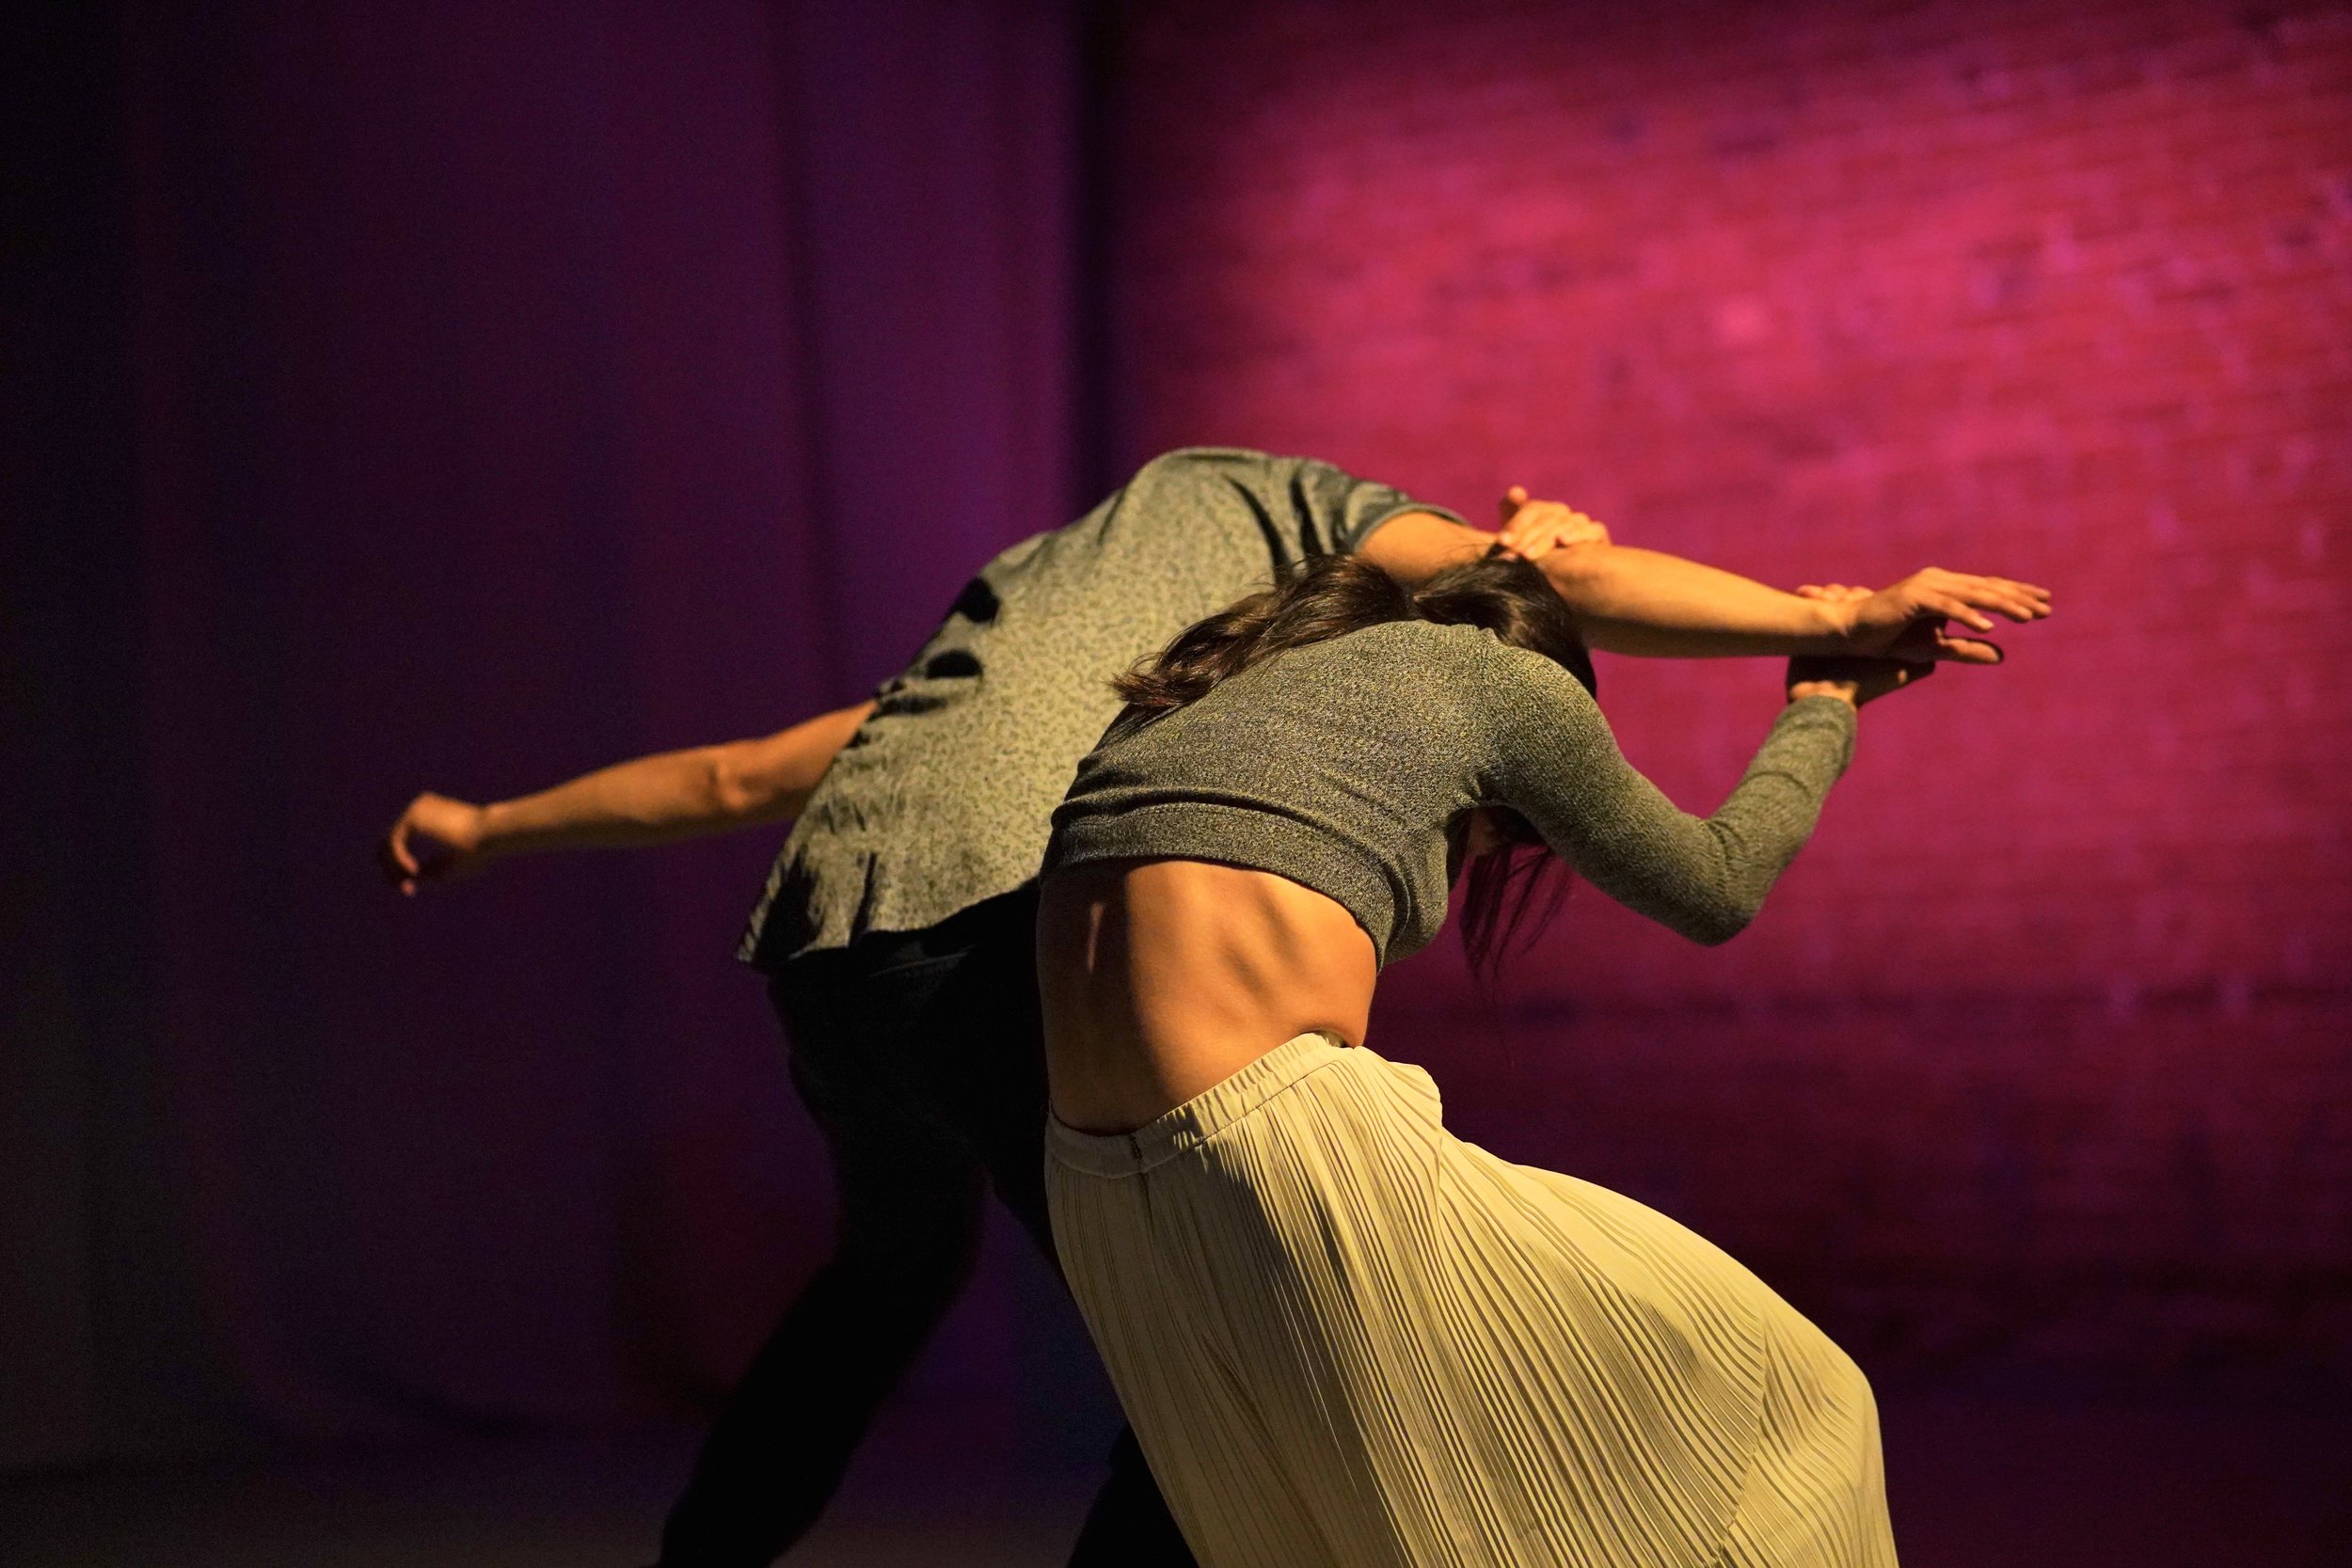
left=1041, top=860, right=1379, bottom=1133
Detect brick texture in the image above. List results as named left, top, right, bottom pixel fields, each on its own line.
left=1108, top=0, right=2352, bottom=1381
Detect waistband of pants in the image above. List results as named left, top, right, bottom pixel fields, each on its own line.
left=1047, top=1031, right=1354, bottom=1179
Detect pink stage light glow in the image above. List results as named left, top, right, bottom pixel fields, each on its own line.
left=1110, top=0, right=2352, bottom=1380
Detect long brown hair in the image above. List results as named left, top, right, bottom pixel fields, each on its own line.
left=1112, top=551, right=1593, bottom=977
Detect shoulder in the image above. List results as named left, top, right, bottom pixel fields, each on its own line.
left=1338, top=618, right=1526, bottom=669
left=1127, top=447, right=1279, bottom=484
left=1344, top=622, right=1601, bottom=727
left=1282, top=619, right=1512, bottom=690
left=1126, top=446, right=1370, bottom=491
left=1106, top=448, right=1287, bottom=513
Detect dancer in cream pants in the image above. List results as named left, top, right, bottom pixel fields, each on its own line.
left=1048, top=1035, right=1892, bottom=1568
left=1037, top=551, right=2040, bottom=1564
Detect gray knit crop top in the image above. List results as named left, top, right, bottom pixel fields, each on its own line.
left=1044, top=620, right=1857, bottom=966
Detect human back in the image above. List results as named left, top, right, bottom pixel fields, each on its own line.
left=1039, top=856, right=1379, bottom=1131
left=739, top=448, right=1464, bottom=967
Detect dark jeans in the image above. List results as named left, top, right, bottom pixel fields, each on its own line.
left=657, top=887, right=1195, bottom=1568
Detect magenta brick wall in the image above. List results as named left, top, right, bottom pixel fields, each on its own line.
left=1108, top=0, right=2352, bottom=1380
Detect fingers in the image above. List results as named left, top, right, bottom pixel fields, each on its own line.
left=1497, top=489, right=1556, bottom=555
left=1497, top=499, right=1610, bottom=560
left=376, top=832, right=420, bottom=895
left=1883, top=617, right=2005, bottom=665
left=1919, top=590, right=1998, bottom=633
left=389, top=822, right=420, bottom=877
left=1931, top=633, right=2004, bottom=665
left=1917, top=568, right=2053, bottom=623
left=384, top=817, right=420, bottom=878
left=1496, top=503, right=1552, bottom=559
left=1498, top=524, right=1558, bottom=561
left=1954, top=578, right=2049, bottom=622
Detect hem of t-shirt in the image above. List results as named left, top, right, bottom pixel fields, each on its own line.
left=737, top=901, right=813, bottom=972
left=738, top=862, right=1051, bottom=973
left=1048, top=803, right=1404, bottom=967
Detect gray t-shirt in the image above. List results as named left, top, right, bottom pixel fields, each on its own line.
left=1047, top=620, right=1857, bottom=965
left=741, top=449, right=1464, bottom=967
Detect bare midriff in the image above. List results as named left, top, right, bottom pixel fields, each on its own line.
left=1038, top=859, right=1380, bottom=1134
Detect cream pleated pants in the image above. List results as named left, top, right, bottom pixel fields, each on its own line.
left=1047, top=1034, right=1898, bottom=1568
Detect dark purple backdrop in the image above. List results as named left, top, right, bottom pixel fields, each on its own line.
left=1104, top=0, right=2352, bottom=1404
left=6, top=0, right=1085, bottom=1468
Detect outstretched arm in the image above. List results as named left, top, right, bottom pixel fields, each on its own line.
left=1358, top=489, right=2049, bottom=661
left=1483, top=644, right=1930, bottom=946
left=379, top=701, right=874, bottom=894
left=1536, top=546, right=2047, bottom=661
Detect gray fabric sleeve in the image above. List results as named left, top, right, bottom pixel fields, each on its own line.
left=1292, top=456, right=1470, bottom=554
left=1481, top=650, right=1857, bottom=945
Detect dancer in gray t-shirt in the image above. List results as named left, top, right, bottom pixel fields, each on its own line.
left=379, top=448, right=2048, bottom=1567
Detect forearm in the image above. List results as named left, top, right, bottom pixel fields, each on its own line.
left=1541, top=545, right=1850, bottom=657
left=476, top=749, right=755, bottom=858
left=476, top=702, right=873, bottom=859
left=1365, top=513, right=1854, bottom=657
left=1496, top=658, right=1854, bottom=947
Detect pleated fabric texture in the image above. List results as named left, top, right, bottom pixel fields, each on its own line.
left=1046, top=1034, right=1898, bottom=1568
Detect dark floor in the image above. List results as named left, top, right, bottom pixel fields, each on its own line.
left=0, top=1406, right=1093, bottom=1568
left=4, top=1385, right=2347, bottom=1566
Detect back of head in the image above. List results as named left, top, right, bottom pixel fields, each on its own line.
left=1112, top=551, right=1594, bottom=715
left=1410, top=554, right=1596, bottom=698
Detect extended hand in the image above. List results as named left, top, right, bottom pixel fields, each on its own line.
left=1494, top=485, right=1612, bottom=561
left=379, top=792, right=492, bottom=895
left=1805, top=568, right=2051, bottom=664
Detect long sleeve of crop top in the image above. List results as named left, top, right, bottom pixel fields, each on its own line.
left=1480, top=646, right=1858, bottom=945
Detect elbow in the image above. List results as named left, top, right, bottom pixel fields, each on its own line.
left=706, top=745, right=771, bottom=819
left=1683, top=898, right=1758, bottom=947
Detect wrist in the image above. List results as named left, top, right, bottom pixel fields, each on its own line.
left=1793, top=594, right=1858, bottom=654
left=1533, top=539, right=1612, bottom=593
left=471, top=800, right=515, bottom=856
left=1787, top=681, right=1859, bottom=708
